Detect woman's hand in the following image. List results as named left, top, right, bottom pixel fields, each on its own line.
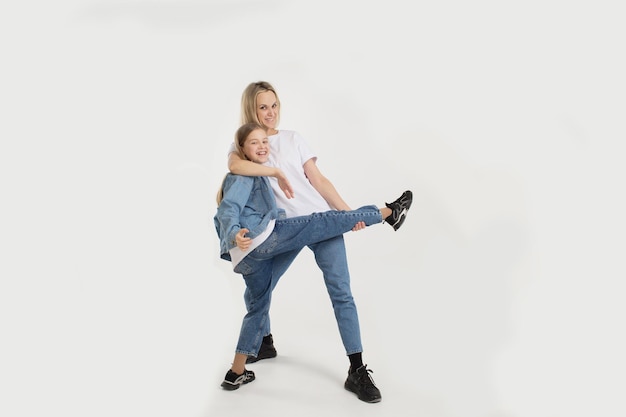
left=351, top=221, right=366, bottom=232
left=236, top=228, right=252, bottom=250
left=274, top=168, right=294, bottom=199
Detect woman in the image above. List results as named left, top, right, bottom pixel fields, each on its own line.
left=215, top=123, right=412, bottom=391
left=227, top=82, right=412, bottom=403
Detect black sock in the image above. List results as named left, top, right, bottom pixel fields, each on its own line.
left=348, top=352, right=363, bottom=373
left=262, top=334, right=273, bottom=344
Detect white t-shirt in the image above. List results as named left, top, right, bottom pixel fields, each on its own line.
left=229, top=130, right=332, bottom=218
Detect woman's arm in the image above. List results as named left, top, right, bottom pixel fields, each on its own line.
left=228, top=152, right=294, bottom=199
left=303, top=158, right=366, bottom=231
left=302, top=158, right=351, bottom=211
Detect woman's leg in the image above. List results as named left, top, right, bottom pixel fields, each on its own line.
left=308, top=235, right=362, bottom=355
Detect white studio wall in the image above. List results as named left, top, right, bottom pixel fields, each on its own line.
left=1, top=1, right=624, bottom=417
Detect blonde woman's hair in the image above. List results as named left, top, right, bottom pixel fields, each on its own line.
left=240, top=81, right=280, bottom=128
left=216, top=122, right=266, bottom=206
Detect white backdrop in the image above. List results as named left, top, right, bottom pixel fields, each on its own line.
left=2, top=1, right=625, bottom=417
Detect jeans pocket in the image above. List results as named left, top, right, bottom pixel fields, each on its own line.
left=255, top=232, right=278, bottom=254
left=234, top=259, right=253, bottom=275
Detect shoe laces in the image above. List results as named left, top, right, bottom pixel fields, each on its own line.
left=358, top=365, right=378, bottom=387
left=394, top=191, right=412, bottom=209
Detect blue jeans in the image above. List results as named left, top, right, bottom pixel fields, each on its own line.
left=233, top=205, right=382, bottom=356
left=309, top=235, right=362, bottom=355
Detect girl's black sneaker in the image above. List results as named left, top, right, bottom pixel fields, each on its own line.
left=220, top=369, right=255, bottom=390
left=384, top=190, right=413, bottom=231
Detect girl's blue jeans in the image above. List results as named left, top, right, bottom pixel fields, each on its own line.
left=233, top=205, right=382, bottom=357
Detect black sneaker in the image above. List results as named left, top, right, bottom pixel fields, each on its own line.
left=344, top=365, right=382, bottom=403
left=220, top=369, right=255, bottom=391
left=384, top=190, right=413, bottom=231
left=246, top=334, right=277, bottom=364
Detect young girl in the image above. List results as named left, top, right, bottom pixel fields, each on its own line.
left=215, top=122, right=412, bottom=390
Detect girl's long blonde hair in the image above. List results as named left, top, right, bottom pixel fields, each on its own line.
left=216, top=122, right=265, bottom=206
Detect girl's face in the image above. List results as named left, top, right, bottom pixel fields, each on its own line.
left=255, top=90, right=279, bottom=133
left=242, top=129, right=270, bottom=164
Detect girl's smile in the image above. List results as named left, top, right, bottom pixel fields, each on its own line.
left=243, top=128, right=270, bottom=164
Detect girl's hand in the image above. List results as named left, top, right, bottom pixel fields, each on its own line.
left=236, top=228, right=252, bottom=250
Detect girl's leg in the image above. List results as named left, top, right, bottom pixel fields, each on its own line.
left=254, top=205, right=383, bottom=259
left=230, top=353, right=248, bottom=375
left=270, top=248, right=303, bottom=292
left=233, top=258, right=274, bottom=360
left=248, top=248, right=302, bottom=357
left=260, top=249, right=302, bottom=336
left=223, top=259, right=273, bottom=389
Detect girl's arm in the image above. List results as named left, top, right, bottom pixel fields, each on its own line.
left=228, top=151, right=294, bottom=199
left=216, top=175, right=251, bottom=250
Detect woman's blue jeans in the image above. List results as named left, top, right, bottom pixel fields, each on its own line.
left=233, top=205, right=382, bottom=357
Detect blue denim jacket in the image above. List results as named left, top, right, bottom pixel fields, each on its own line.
left=214, top=174, right=284, bottom=261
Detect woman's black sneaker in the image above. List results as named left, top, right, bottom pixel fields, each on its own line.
left=384, top=190, right=413, bottom=231
left=246, top=334, right=277, bottom=364
left=220, top=369, right=255, bottom=390
left=344, top=365, right=382, bottom=403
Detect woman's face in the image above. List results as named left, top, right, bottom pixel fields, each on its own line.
left=255, top=90, right=279, bottom=133
left=242, top=128, right=270, bottom=164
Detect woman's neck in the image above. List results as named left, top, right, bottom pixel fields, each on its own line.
left=266, top=128, right=278, bottom=136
